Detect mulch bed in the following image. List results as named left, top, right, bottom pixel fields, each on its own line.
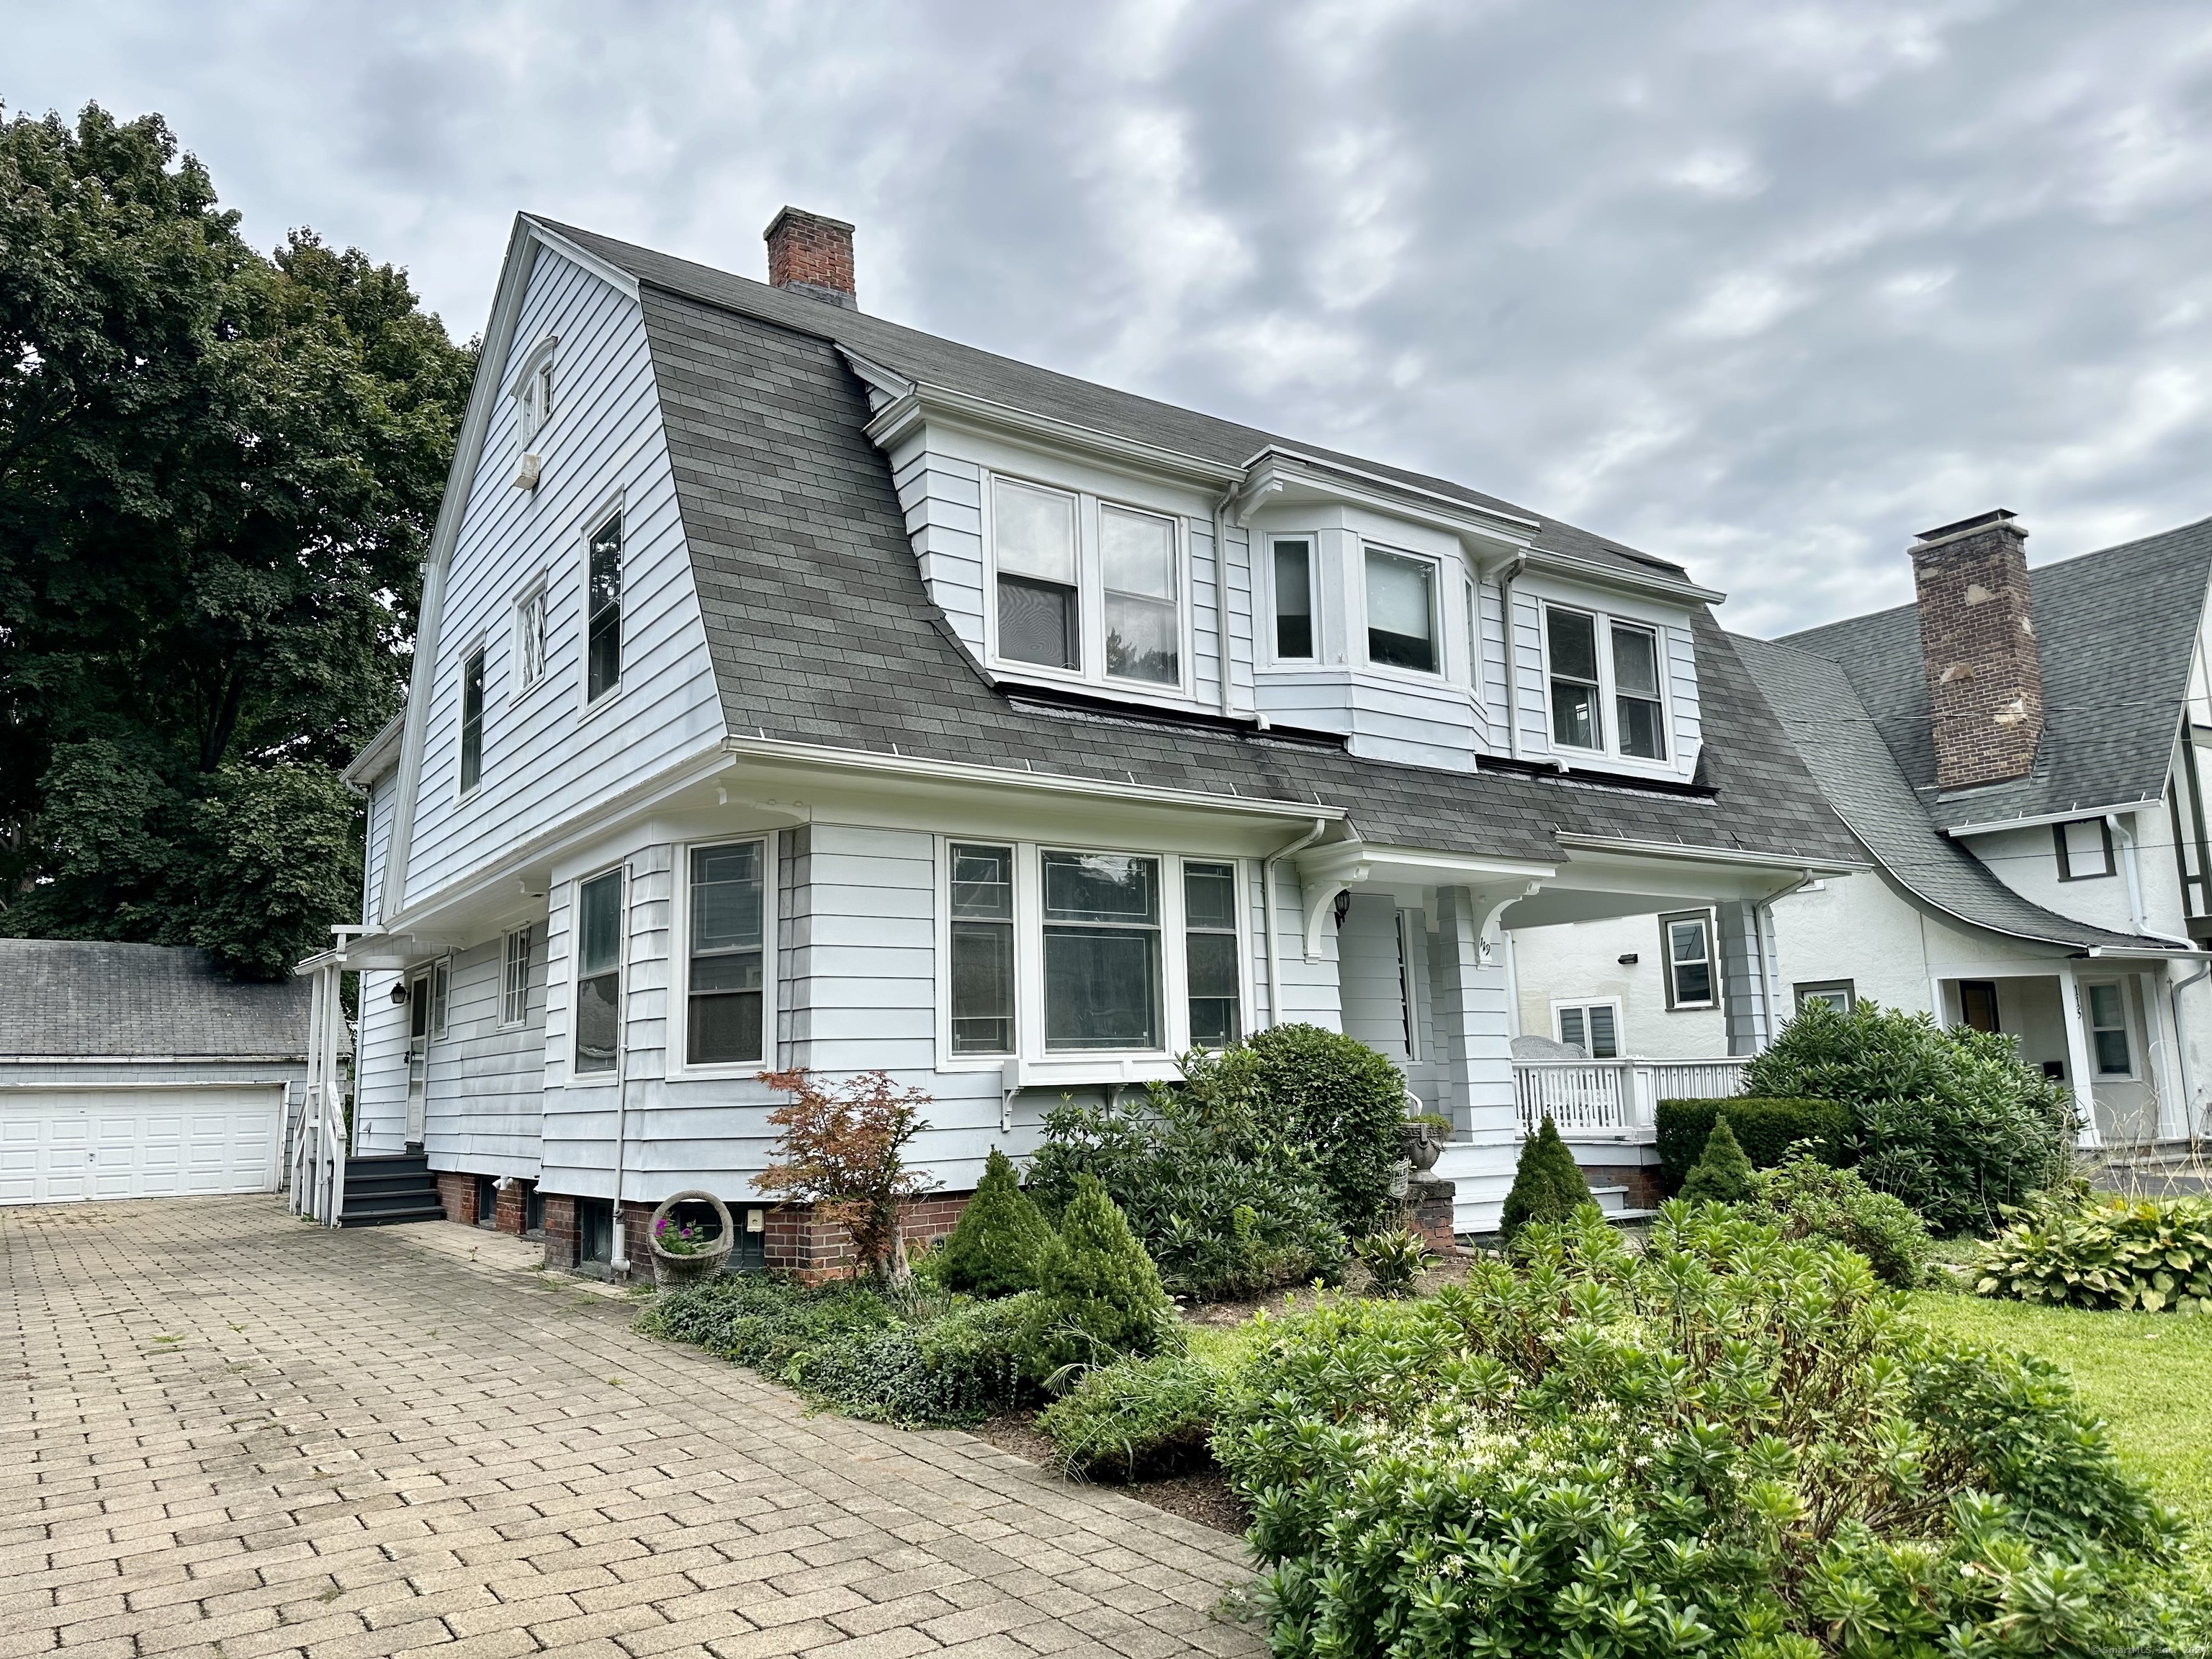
left=971, top=1410, right=1250, bottom=1535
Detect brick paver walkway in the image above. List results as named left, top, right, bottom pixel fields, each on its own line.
left=1, top=1197, right=1260, bottom=1659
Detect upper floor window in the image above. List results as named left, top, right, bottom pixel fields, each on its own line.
left=1102, top=505, right=1179, bottom=685
left=1364, top=548, right=1437, bottom=673
left=458, top=648, right=485, bottom=795
left=994, top=477, right=1079, bottom=671
left=1660, top=909, right=1715, bottom=1010
left=1272, top=538, right=1315, bottom=661
left=586, top=512, right=622, bottom=703
left=574, top=868, right=623, bottom=1074
left=1546, top=603, right=1668, bottom=762
left=686, top=841, right=766, bottom=1067
left=514, top=338, right=557, bottom=448
left=515, top=585, right=547, bottom=692
left=2054, top=818, right=2115, bottom=880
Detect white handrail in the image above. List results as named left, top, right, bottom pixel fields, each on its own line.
left=1514, top=1056, right=1746, bottom=1134
left=289, top=958, right=350, bottom=1226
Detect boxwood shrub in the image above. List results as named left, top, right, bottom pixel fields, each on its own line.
left=1655, top=1095, right=1850, bottom=1188
left=1213, top=1202, right=2199, bottom=1659
left=1974, top=1191, right=2212, bottom=1312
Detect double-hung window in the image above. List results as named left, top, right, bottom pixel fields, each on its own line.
left=1102, top=505, right=1179, bottom=685
left=1183, top=861, right=1241, bottom=1048
left=2087, top=983, right=2134, bottom=1076
left=1660, top=910, right=1716, bottom=1010
left=994, top=478, right=1079, bottom=671
left=1555, top=1001, right=1619, bottom=1058
left=458, top=648, right=485, bottom=795
left=586, top=513, right=622, bottom=703
left=516, top=344, right=555, bottom=448
left=1794, top=979, right=1853, bottom=1015
left=687, top=842, right=765, bottom=1066
left=1364, top=548, right=1437, bottom=673
left=949, top=845, right=1015, bottom=1055
left=574, top=868, right=623, bottom=1074
left=1547, top=603, right=1669, bottom=762
left=515, top=586, right=547, bottom=691
left=430, top=961, right=449, bottom=1039
left=503, top=925, right=534, bottom=1028
left=1042, top=852, right=1161, bottom=1051
left=1272, top=539, right=1315, bottom=660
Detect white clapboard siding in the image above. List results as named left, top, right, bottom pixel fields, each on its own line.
left=1337, top=893, right=1414, bottom=1069
left=1667, top=623, right=1703, bottom=774
left=423, top=934, right=547, bottom=1176
left=1508, top=588, right=1552, bottom=757
left=401, top=246, right=726, bottom=908
left=362, top=776, right=394, bottom=927
left=1222, top=523, right=1256, bottom=711
left=1269, top=860, right=1343, bottom=1029
left=354, top=972, right=410, bottom=1151
left=892, top=451, right=988, bottom=659
left=1475, top=581, right=1510, bottom=754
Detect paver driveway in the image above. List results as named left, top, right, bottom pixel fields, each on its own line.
left=0, top=1197, right=1262, bottom=1659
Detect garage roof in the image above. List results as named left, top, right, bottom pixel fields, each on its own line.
left=0, top=940, right=310, bottom=1060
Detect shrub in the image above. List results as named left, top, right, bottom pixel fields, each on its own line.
left=1654, top=1096, right=1851, bottom=1188
left=638, top=1272, right=901, bottom=1372
left=1678, top=1113, right=1756, bottom=1204
left=1743, top=999, right=2076, bottom=1233
left=1021, top=1175, right=1177, bottom=1389
left=1035, top=1352, right=1225, bottom=1480
left=1352, top=1228, right=1427, bottom=1296
left=1213, top=1203, right=2194, bottom=1659
left=1745, top=1152, right=1933, bottom=1289
left=756, top=1069, right=939, bottom=1280
left=1244, top=1022, right=1408, bottom=1235
left=940, top=1148, right=1052, bottom=1297
left=1974, top=1192, right=2212, bottom=1312
left=1498, top=1115, right=1592, bottom=1240
left=1025, top=1058, right=1346, bottom=1301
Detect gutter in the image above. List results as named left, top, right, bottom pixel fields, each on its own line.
left=1263, top=819, right=1328, bottom=1027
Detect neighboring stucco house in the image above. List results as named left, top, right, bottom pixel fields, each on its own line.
left=1510, top=510, right=2212, bottom=1153
left=311, top=206, right=1864, bottom=1265
left=1, top=939, right=308, bottom=1205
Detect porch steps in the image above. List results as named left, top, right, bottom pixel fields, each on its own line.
left=1591, top=1185, right=1655, bottom=1223
left=338, top=1152, right=444, bottom=1227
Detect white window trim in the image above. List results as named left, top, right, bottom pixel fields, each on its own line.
left=932, top=837, right=1253, bottom=1079
left=577, top=490, right=628, bottom=720
left=1262, top=532, right=1321, bottom=666
left=1550, top=997, right=1624, bottom=1058
left=429, top=956, right=451, bottom=1041
left=980, top=469, right=1199, bottom=703
left=500, top=925, right=535, bottom=1030
left=1658, top=908, right=1719, bottom=1012
left=668, top=835, right=778, bottom=1081
left=456, top=637, right=487, bottom=802
left=1357, top=541, right=1448, bottom=683
left=569, top=864, right=626, bottom=1086
left=2082, top=978, right=2141, bottom=1082
left=511, top=333, right=559, bottom=453
left=1536, top=596, right=1679, bottom=774
left=511, top=575, right=551, bottom=703
left=1793, top=979, right=1856, bottom=1015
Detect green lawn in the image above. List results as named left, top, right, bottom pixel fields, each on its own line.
left=1905, top=1292, right=2212, bottom=1524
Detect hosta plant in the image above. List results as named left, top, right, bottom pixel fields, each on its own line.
left=1974, top=1191, right=2212, bottom=1313
left=1352, top=1228, right=1429, bottom=1296
left=1213, top=1200, right=2198, bottom=1659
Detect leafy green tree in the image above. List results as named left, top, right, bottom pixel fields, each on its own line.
left=1499, top=1116, right=1594, bottom=1241
left=940, top=1148, right=1053, bottom=1297
left=0, top=103, right=473, bottom=974
left=1679, top=1115, right=1757, bottom=1205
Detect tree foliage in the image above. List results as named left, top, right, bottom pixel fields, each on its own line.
left=0, top=103, right=474, bottom=973
left=1498, top=1115, right=1593, bottom=1240
left=1245, top=1022, right=1408, bottom=1236
left=1021, top=1174, right=1175, bottom=1390
left=757, top=1069, right=940, bottom=1282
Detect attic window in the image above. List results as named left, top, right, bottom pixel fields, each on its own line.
left=994, top=477, right=1079, bottom=671
left=514, top=338, right=557, bottom=448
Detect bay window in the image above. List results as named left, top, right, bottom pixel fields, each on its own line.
left=1183, top=862, right=1241, bottom=1048
left=1043, top=852, right=1161, bottom=1051
left=1272, top=538, right=1315, bottom=660
left=1102, top=505, right=1179, bottom=684
left=993, top=477, right=1079, bottom=670
left=1547, top=601, right=1671, bottom=763
left=686, top=841, right=765, bottom=1066
left=574, top=868, right=622, bottom=1073
left=949, top=844, right=1015, bottom=1055
left=1364, top=548, right=1437, bottom=673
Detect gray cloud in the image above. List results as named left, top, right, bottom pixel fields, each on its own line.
left=14, top=0, right=2212, bottom=631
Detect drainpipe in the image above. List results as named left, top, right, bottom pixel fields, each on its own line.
left=1264, top=818, right=1328, bottom=1027
left=2172, top=959, right=2211, bottom=1142
left=608, top=860, right=635, bottom=1277
left=2108, top=811, right=2195, bottom=945
left=1213, top=487, right=1238, bottom=717
left=1497, top=555, right=1527, bottom=760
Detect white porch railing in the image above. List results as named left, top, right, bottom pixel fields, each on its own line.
left=1514, top=1057, right=1748, bottom=1135
left=289, top=955, right=351, bottom=1226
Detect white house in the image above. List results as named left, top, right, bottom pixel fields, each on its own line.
left=302, top=207, right=1865, bottom=1265
left=1511, top=510, right=2212, bottom=1156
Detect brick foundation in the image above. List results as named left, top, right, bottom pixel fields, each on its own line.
left=765, top=1192, right=974, bottom=1283
left=494, top=1179, right=531, bottom=1236
left=1580, top=1163, right=1665, bottom=1210
left=541, top=1194, right=579, bottom=1270
left=434, top=1171, right=474, bottom=1227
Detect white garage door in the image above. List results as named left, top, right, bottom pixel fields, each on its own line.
left=0, top=1087, right=284, bottom=1205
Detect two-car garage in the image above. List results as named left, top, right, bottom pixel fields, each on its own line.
left=0, top=1086, right=286, bottom=1205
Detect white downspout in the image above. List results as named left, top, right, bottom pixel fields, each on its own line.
left=608, top=860, right=635, bottom=1277
left=1213, top=489, right=1238, bottom=718
left=2172, top=960, right=2211, bottom=1141
left=1264, top=819, right=1328, bottom=1028
left=1497, top=555, right=1527, bottom=761
left=2108, top=811, right=2195, bottom=945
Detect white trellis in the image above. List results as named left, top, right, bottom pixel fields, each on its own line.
left=289, top=948, right=352, bottom=1226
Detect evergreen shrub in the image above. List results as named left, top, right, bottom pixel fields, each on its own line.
left=1746, top=1152, right=1933, bottom=1289
left=1974, top=1192, right=2212, bottom=1312
left=1678, top=1115, right=1756, bottom=1204
left=1213, top=1204, right=2199, bottom=1659
left=1244, top=1022, right=1408, bottom=1235
left=1743, top=998, right=2077, bottom=1233
left=1021, top=1175, right=1177, bottom=1390
left=1655, top=1096, right=1850, bottom=1188
left=940, top=1148, right=1052, bottom=1297
left=1498, top=1115, right=1593, bottom=1241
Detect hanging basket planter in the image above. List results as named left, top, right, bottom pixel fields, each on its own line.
left=647, top=1190, right=735, bottom=1288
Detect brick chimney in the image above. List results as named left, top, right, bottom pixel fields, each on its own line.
left=1910, top=508, right=2043, bottom=791
left=764, top=207, right=856, bottom=310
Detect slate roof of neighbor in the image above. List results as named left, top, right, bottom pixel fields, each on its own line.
left=1779, top=518, right=2212, bottom=831
left=0, top=940, right=310, bottom=1058
left=529, top=217, right=1858, bottom=871
left=1729, top=635, right=2170, bottom=953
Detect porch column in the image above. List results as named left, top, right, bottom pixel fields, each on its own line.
left=2058, top=965, right=2103, bottom=1149
left=1717, top=902, right=1771, bottom=1057
left=2144, top=969, right=2190, bottom=1141
left=1431, top=885, right=1516, bottom=1141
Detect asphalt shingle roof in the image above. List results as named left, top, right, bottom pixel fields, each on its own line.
left=1778, top=517, right=2212, bottom=830
left=1, top=940, right=310, bottom=1058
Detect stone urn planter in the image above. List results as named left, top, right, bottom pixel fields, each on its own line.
left=647, top=1190, right=735, bottom=1289
left=1401, top=1120, right=1444, bottom=1176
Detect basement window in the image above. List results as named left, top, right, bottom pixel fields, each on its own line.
left=2054, top=819, right=2115, bottom=880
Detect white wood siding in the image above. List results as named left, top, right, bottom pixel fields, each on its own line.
left=362, top=777, right=393, bottom=927
left=1508, top=588, right=1552, bottom=757
left=423, top=932, right=547, bottom=1177
left=1666, top=623, right=1702, bottom=773
left=400, top=248, right=724, bottom=908
left=891, top=451, right=987, bottom=660
left=354, top=971, right=410, bottom=1151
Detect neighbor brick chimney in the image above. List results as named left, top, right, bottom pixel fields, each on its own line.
left=1910, top=509, right=2044, bottom=791
left=764, top=207, right=856, bottom=310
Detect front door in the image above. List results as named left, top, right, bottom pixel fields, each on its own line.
left=405, top=970, right=431, bottom=1148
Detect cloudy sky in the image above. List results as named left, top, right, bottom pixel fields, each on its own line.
left=14, top=0, right=2212, bottom=634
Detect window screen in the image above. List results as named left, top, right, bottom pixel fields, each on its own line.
left=1611, top=623, right=1665, bottom=760
left=575, top=868, right=623, bottom=1073
left=1365, top=549, right=1436, bottom=673
left=1273, top=540, right=1313, bottom=660
left=1661, top=912, right=1714, bottom=1008
left=586, top=513, right=623, bottom=703
left=1184, top=861, right=1241, bottom=1048
left=459, top=648, right=485, bottom=794
left=503, top=925, right=534, bottom=1027
left=1042, top=852, right=1161, bottom=1051
left=994, top=478, right=1079, bottom=670
left=1102, top=505, right=1179, bottom=685
left=949, top=844, right=1015, bottom=1055
left=1557, top=1003, right=1619, bottom=1058
left=688, top=842, right=764, bottom=1066
left=1548, top=607, right=1601, bottom=750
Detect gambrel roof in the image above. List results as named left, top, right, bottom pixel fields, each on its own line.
left=1779, top=517, right=2212, bottom=831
